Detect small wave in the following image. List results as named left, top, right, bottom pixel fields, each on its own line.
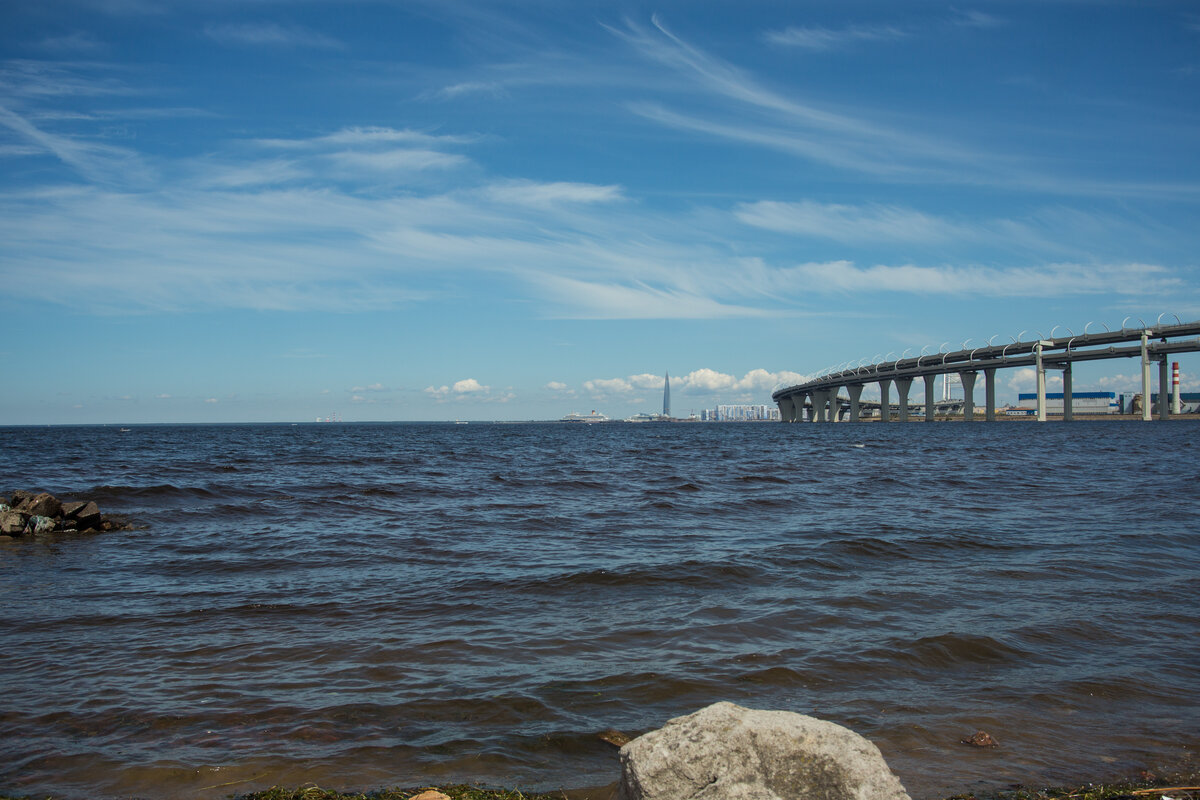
left=890, top=632, right=1030, bottom=669
left=736, top=474, right=789, bottom=484
left=88, top=483, right=219, bottom=500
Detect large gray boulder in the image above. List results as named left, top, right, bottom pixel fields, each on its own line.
left=616, top=702, right=911, bottom=800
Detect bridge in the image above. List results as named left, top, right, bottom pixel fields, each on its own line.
left=772, top=317, right=1200, bottom=423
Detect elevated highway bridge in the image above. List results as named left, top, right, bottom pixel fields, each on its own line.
left=772, top=318, right=1200, bottom=423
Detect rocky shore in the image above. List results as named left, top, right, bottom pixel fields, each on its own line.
left=0, top=490, right=131, bottom=537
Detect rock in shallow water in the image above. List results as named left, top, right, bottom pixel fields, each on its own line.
left=0, top=509, right=28, bottom=534
left=16, top=491, right=62, bottom=518
left=616, top=701, right=911, bottom=800
left=4, top=490, right=130, bottom=536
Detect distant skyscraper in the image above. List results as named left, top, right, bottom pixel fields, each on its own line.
left=662, top=371, right=671, bottom=417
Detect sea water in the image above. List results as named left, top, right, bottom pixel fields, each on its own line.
left=1, top=421, right=1197, bottom=799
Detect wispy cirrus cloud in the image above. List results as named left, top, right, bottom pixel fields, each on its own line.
left=482, top=180, right=624, bottom=207
left=735, top=199, right=1183, bottom=263
left=613, top=16, right=983, bottom=179
left=765, top=24, right=908, bottom=50
left=953, top=10, right=1005, bottom=29
left=35, top=32, right=108, bottom=55
left=204, top=22, right=342, bottom=49
left=0, top=59, right=136, bottom=98
left=0, top=102, right=154, bottom=185
left=736, top=200, right=966, bottom=243
left=782, top=260, right=1181, bottom=297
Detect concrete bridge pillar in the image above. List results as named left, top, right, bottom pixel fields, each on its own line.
left=1159, top=358, right=1171, bottom=420
left=960, top=371, right=977, bottom=421
left=848, top=384, right=864, bottom=422
left=896, top=378, right=913, bottom=422
left=924, top=375, right=936, bottom=422
left=812, top=390, right=827, bottom=422
left=778, top=395, right=796, bottom=423
left=1062, top=364, right=1073, bottom=422
left=984, top=368, right=996, bottom=422
left=1035, top=341, right=1048, bottom=422
left=1141, top=331, right=1152, bottom=421
left=878, top=379, right=892, bottom=422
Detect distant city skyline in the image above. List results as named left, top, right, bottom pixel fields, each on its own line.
left=2, top=2, right=1198, bottom=424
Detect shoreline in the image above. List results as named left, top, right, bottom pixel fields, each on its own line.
left=5, top=772, right=1200, bottom=800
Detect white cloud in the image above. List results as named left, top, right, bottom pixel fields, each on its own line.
left=204, top=397, right=218, bottom=403
left=155, top=393, right=171, bottom=399
left=545, top=381, right=569, bottom=391
left=425, top=378, right=490, bottom=402
left=453, top=378, right=488, bottom=394
left=1096, top=373, right=1144, bottom=393
left=1007, top=368, right=1063, bottom=393
left=584, top=368, right=813, bottom=400
left=677, top=368, right=812, bottom=394
left=349, top=383, right=387, bottom=393
left=582, top=378, right=635, bottom=397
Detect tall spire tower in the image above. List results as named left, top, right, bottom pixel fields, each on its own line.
left=662, top=371, right=671, bottom=418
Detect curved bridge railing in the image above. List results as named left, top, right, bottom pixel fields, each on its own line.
left=772, top=318, right=1200, bottom=423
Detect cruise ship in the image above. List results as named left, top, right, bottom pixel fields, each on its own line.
left=560, top=410, right=609, bottom=423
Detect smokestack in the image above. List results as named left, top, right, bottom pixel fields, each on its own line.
left=1172, top=362, right=1181, bottom=415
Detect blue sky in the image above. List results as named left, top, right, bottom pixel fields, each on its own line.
left=2, top=0, right=1198, bottom=423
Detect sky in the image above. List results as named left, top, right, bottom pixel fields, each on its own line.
left=1, top=0, right=1199, bottom=423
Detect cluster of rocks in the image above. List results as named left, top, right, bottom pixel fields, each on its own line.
left=0, top=490, right=130, bottom=537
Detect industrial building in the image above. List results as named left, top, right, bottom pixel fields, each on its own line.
left=1015, top=391, right=1119, bottom=414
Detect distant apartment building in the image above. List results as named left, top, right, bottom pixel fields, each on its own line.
left=712, top=404, right=781, bottom=421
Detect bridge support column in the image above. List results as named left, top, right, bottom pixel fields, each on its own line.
left=1062, top=364, right=1073, bottom=422
left=924, top=375, right=936, bottom=422
left=812, top=390, right=828, bottom=422
left=778, top=396, right=796, bottom=423
left=878, top=379, right=892, bottom=422
left=955, top=371, right=974, bottom=422
left=984, top=368, right=996, bottom=421
left=896, top=378, right=913, bottom=422
left=848, top=385, right=864, bottom=422
left=1141, top=331, right=1152, bottom=421
left=1159, top=358, right=1171, bottom=420
left=1035, top=341, right=1048, bottom=422
left=960, top=371, right=977, bottom=421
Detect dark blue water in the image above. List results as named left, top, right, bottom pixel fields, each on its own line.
left=1, top=422, right=1197, bottom=799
